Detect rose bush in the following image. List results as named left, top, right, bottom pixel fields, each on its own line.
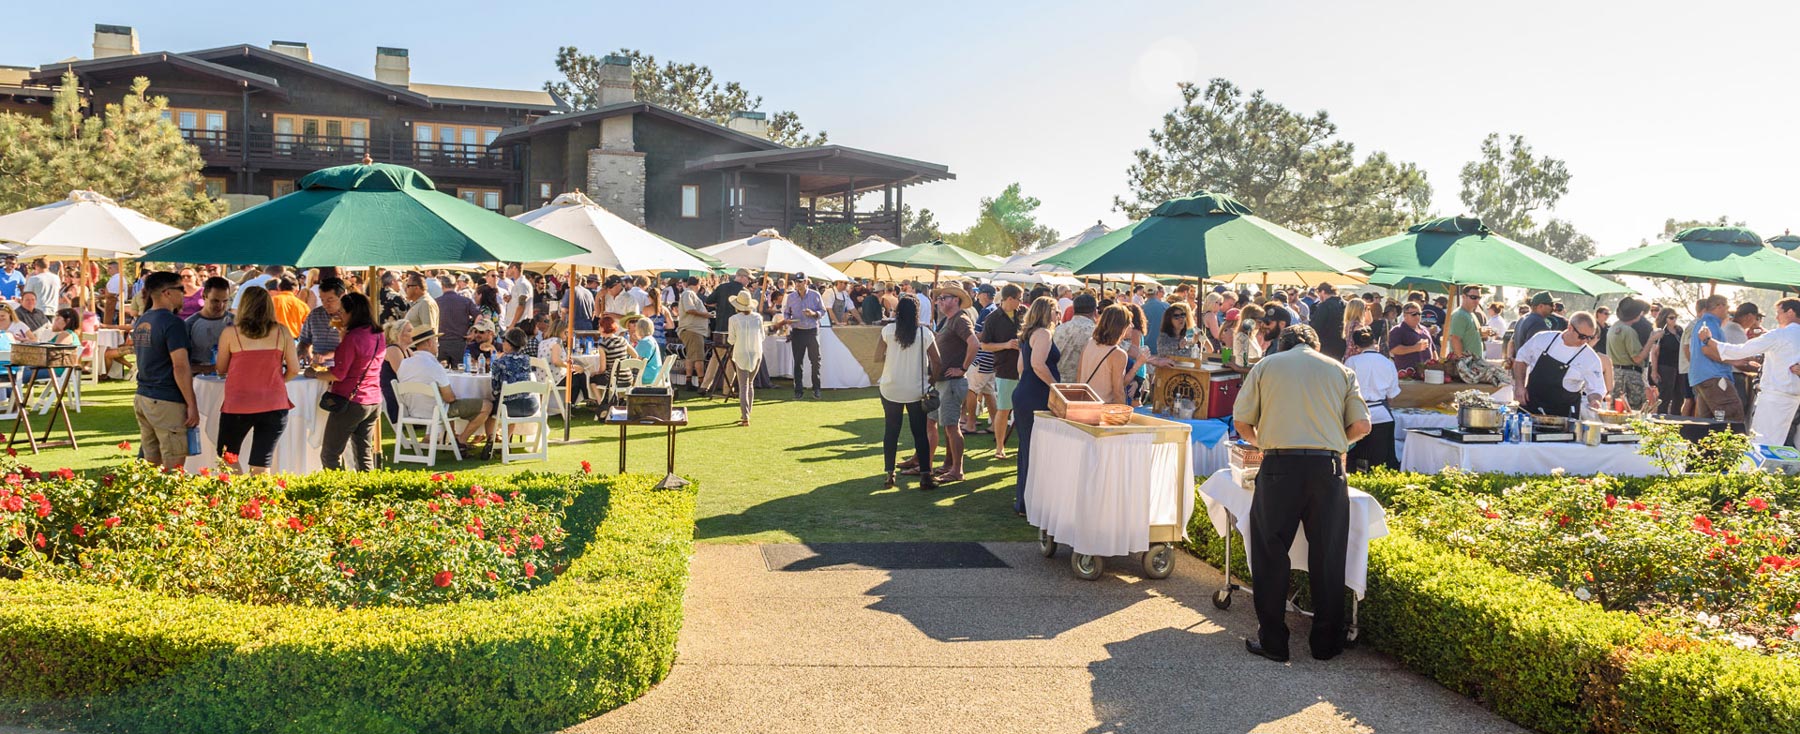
left=0, top=459, right=570, bottom=608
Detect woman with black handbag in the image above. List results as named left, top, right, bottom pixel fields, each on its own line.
left=875, top=296, right=937, bottom=490
left=317, top=292, right=384, bottom=470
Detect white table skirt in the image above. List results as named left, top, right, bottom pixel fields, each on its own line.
left=446, top=373, right=493, bottom=402
left=1193, top=439, right=1233, bottom=479
left=1392, top=410, right=1459, bottom=461
left=762, top=327, right=871, bottom=389
left=1024, top=415, right=1194, bottom=557
left=1198, top=468, right=1388, bottom=600
left=186, top=376, right=329, bottom=474
left=1400, top=432, right=1659, bottom=476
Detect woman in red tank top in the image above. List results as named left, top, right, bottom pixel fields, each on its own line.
left=215, top=286, right=301, bottom=473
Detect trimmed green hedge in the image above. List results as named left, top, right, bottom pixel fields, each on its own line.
left=0, top=470, right=697, bottom=734
left=1185, top=472, right=1800, bottom=734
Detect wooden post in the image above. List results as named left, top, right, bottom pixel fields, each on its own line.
left=565, top=263, right=575, bottom=442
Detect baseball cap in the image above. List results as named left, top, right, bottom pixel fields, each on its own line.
left=1736, top=302, right=1763, bottom=318
left=1530, top=292, right=1555, bottom=307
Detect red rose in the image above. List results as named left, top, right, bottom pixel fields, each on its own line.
left=581, top=460, right=592, bottom=474
left=529, top=534, right=545, bottom=550
left=1692, top=515, right=1715, bottom=535
left=459, top=497, right=473, bottom=506
left=287, top=517, right=304, bottom=532
left=221, top=451, right=239, bottom=465
left=486, top=571, right=498, bottom=581
left=0, top=495, right=20, bottom=512
left=208, top=495, right=221, bottom=507
left=1558, top=515, right=1570, bottom=527
left=1481, top=510, right=1500, bottom=519
left=34, top=532, right=45, bottom=548
left=524, top=562, right=537, bottom=578
left=71, top=523, right=85, bottom=537
left=383, top=508, right=395, bottom=522
left=277, top=478, right=287, bottom=489
left=427, top=501, right=440, bottom=513
left=117, top=440, right=131, bottom=452
left=1604, top=494, right=1618, bottom=510
left=433, top=570, right=454, bottom=587
left=1749, top=497, right=1770, bottom=512
left=350, top=537, right=363, bottom=547
left=198, top=467, right=210, bottom=477
left=103, top=516, right=120, bottom=528
left=54, top=468, right=73, bottom=481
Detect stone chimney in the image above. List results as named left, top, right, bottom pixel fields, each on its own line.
left=375, top=47, right=409, bottom=86
left=92, top=24, right=138, bottom=59
left=727, top=110, right=770, bottom=140
left=598, top=54, right=635, bottom=106
left=269, top=40, right=312, bottom=63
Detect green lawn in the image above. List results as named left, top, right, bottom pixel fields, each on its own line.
left=35, top=379, right=1034, bottom=544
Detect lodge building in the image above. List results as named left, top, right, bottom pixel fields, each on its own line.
left=16, top=24, right=951, bottom=245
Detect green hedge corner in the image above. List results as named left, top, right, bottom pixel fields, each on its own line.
left=0, top=470, right=698, bottom=734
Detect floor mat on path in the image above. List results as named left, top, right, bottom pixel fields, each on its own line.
left=761, top=542, right=1010, bottom=571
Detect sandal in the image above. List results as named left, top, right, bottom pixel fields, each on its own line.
left=883, top=472, right=896, bottom=489
left=898, top=465, right=924, bottom=476
left=919, top=476, right=940, bottom=491
left=936, top=471, right=964, bottom=482
left=896, top=457, right=920, bottom=471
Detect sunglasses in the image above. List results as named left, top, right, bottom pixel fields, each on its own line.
left=1575, top=329, right=1596, bottom=341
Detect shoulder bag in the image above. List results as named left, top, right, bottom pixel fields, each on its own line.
left=918, top=332, right=940, bottom=414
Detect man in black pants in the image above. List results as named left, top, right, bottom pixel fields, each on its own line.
left=1231, top=324, right=1371, bottom=663
left=783, top=277, right=826, bottom=398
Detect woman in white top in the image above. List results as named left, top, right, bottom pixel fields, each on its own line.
left=1076, top=305, right=1134, bottom=405
left=1344, top=327, right=1401, bottom=471
left=727, top=291, right=766, bottom=427
left=874, top=296, right=938, bottom=490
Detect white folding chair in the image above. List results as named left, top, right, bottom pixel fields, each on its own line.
left=528, top=356, right=564, bottom=415
left=392, top=382, right=463, bottom=466
left=31, top=368, right=80, bottom=414
left=495, top=381, right=550, bottom=464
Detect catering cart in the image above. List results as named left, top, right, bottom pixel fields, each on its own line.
left=1025, top=411, right=1195, bottom=580
left=1197, top=467, right=1389, bottom=643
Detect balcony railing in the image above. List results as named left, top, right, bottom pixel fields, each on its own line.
left=728, top=204, right=900, bottom=240
left=175, top=128, right=517, bottom=179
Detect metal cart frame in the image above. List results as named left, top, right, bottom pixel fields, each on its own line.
left=1210, top=505, right=1360, bottom=643
left=1032, top=411, right=1190, bottom=580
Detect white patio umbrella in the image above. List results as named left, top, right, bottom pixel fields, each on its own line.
left=975, top=270, right=1083, bottom=287
left=0, top=190, right=182, bottom=259
left=991, top=221, right=1114, bottom=278
left=701, top=228, right=850, bottom=282
left=0, top=190, right=186, bottom=324
left=822, top=235, right=935, bottom=281
left=516, top=192, right=711, bottom=274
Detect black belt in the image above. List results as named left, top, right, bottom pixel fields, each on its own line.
left=1262, top=448, right=1341, bottom=458
left=1615, top=365, right=1643, bottom=372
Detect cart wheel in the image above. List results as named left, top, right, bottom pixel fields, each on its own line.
left=1037, top=528, right=1056, bottom=558
left=1141, top=544, right=1175, bottom=579
left=1212, top=589, right=1233, bottom=610
left=1070, top=553, right=1104, bottom=580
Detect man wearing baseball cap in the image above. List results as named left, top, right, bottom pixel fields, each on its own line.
left=1509, top=292, right=1559, bottom=362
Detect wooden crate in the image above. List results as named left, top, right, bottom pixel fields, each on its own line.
left=11, top=343, right=79, bottom=369
left=1038, top=410, right=1191, bottom=445
left=1049, top=383, right=1104, bottom=425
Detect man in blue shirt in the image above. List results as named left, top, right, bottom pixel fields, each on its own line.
left=132, top=270, right=199, bottom=470
left=1689, top=294, right=1745, bottom=421
left=782, top=276, right=826, bottom=399
left=0, top=255, right=24, bottom=300
left=1142, top=286, right=1169, bottom=353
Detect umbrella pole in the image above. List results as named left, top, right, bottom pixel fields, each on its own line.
left=1709, top=280, right=1717, bottom=297
left=565, top=264, right=574, bottom=443
left=80, top=248, right=90, bottom=311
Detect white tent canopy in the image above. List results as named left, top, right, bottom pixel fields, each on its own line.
left=975, top=270, right=1083, bottom=287
left=992, top=221, right=1113, bottom=278
left=0, top=190, right=182, bottom=259
left=822, top=235, right=934, bottom=280
left=515, top=192, right=711, bottom=274
left=701, top=228, right=850, bottom=282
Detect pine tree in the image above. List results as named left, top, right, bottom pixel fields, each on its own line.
left=0, top=74, right=222, bottom=228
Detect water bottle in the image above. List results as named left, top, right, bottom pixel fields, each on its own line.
left=462, top=352, right=471, bottom=372
left=1499, top=407, right=1512, bottom=443
left=1521, top=416, right=1534, bottom=443
left=185, top=427, right=200, bottom=456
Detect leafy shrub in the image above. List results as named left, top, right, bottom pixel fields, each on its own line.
left=0, top=469, right=697, bottom=734
left=2, top=461, right=571, bottom=608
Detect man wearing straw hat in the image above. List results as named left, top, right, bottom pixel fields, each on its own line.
left=925, top=285, right=979, bottom=481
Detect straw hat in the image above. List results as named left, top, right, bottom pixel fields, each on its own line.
left=930, top=286, right=972, bottom=310
left=730, top=291, right=756, bottom=312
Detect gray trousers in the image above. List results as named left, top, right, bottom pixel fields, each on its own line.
left=739, top=362, right=756, bottom=421
left=321, top=401, right=380, bottom=471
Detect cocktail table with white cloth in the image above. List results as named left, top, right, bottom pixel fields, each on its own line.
left=1197, top=467, right=1389, bottom=640
left=1024, top=412, right=1193, bottom=580
left=186, top=375, right=329, bottom=474
left=761, top=325, right=871, bottom=389
left=445, top=373, right=494, bottom=402
left=1391, top=409, right=1459, bottom=462
left=1400, top=431, right=1658, bottom=476
left=1133, top=406, right=1233, bottom=477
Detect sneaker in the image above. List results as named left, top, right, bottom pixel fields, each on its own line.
left=812, top=388, right=822, bottom=399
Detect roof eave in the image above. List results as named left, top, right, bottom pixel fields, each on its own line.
left=186, top=44, right=432, bottom=108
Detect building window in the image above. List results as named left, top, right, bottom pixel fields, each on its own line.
left=272, top=180, right=297, bottom=198
left=727, top=187, right=748, bottom=207
left=458, top=187, right=502, bottom=211
left=195, top=177, right=227, bottom=198
left=413, top=122, right=501, bottom=163
left=536, top=181, right=554, bottom=206
left=680, top=185, right=700, bottom=219
left=273, top=114, right=370, bottom=154
left=161, top=107, right=228, bottom=150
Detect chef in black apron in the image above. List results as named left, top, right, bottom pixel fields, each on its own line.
left=1511, top=312, right=1606, bottom=419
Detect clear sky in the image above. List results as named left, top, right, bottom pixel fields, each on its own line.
left=8, top=0, right=1797, bottom=254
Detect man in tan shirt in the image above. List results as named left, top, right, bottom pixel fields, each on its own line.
left=1232, top=324, right=1370, bottom=664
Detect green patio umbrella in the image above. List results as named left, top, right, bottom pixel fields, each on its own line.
left=1768, top=233, right=1800, bottom=253
left=1039, top=192, right=1370, bottom=287
left=1585, top=226, right=1800, bottom=294
left=859, top=239, right=1005, bottom=283
left=141, top=162, right=586, bottom=267
left=1341, top=216, right=1631, bottom=295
